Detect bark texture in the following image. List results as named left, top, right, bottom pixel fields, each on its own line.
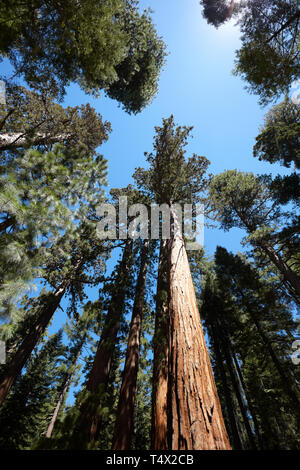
left=74, top=239, right=133, bottom=445
left=165, top=208, right=231, bottom=449
left=151, top=240, right=169, bottom=450
left=112, top=240, right=149, bottom=450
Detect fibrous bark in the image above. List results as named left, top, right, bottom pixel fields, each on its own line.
left=112, top=240, right=149, bottom=450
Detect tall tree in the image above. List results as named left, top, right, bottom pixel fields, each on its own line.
left=70, top=238, right=134, bottom=448
left=112, top=239, right=150, bottom=450
left=134, top=116, right=231, bottom=450
left=0, top=221, right=110, bottom=407
left=209, top=169, right=300, bottom=301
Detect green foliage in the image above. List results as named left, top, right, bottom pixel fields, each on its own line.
left=0, top=82, right=111, bottom=152
left=0, top=331, right=65, bottom=449
left=253, top=98, right=300, bottom=169
left=200, top=0, right=300, bottom=104
left=134, top=115, right=210, bottom=205
left=199, top=246, right=300, bottom=449
left=0, top=0, right=166, bottom=112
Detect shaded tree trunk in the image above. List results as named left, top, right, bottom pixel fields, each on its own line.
left=210, top=323, right=243, bottom=450
left=151, top=240, right=169, bottom=450
left=73, top=239, right=133, bottom=446
left=163, top=207, right=231, bottom=450
left=231, top=351, right=263, bottom=449
left=215, top=321, right=257, bottom=450
left=112, top=240, right=149, bottom=450
left=46, top=374, right=72, bottom=438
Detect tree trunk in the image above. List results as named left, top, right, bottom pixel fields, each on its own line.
left=0, top=282, right=68, bottom=408
left=0, top=132, right=68, bottom=150
left=215, top=321, right=257, bottom=450
left=164, top=207, right=231, bottom=450
left=151, top=240, right=169, bottom=450
left=210, top=323, right=243, bottom=450
left=231, top=351, right=263, bottom=449
left=74, top=239, right=133, bottom=445
left=46, top=373, right=72, bottom=438
left=112, top=240, right=149, bottom=450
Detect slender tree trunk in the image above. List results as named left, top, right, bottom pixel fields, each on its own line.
left=151, top=240, right=169, bottom=450
left=112, top=240, right=149, bottom=450
left=234, top=207, right=300, bottom=300
left=163, top=207, right=231, bottom=450
left=46, top=374, right=72, bottom=438
left=0, top=282, right=69, bottom=408
left=215, top=322, right=257, bottom=450
left=231, top=351, right=263, bottom=449
left=261, top=243, right=300, bottom=300
left=74, top=239, right=133, bottom=446
left=210, top=323, right=243, bottom=450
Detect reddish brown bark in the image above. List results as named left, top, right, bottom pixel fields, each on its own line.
left=112, top=240, right=149, bottom=450
left=151, top=240, right=169, bottom=450
left=152, top=208, right=231, bottom=450
left=73, top=239, right=133, bottom=445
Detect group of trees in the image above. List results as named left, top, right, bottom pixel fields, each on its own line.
left=0, top=0, right=299, bottom=450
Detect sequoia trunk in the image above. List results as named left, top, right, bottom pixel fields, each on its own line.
left=151, top=240, right=169, bottom=450
left=112, top=240, right=149, bottom=450
left=74, top=239, right=133, bottom=445
left=155, top=207, right=231, bottom=450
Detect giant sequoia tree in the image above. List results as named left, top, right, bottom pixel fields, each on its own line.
left=134, top=116, right=231, bottom=450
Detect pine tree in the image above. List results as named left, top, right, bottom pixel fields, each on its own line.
left=209, top=170, right=300, bottom=302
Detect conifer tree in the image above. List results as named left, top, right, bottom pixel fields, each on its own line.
left=70, top=238, right=134, bottom=448
left=0, top=1, right=166, bottom=112
left=209, top=170, right=300, bottom=302
left=112, top=239, right=150, bottom=450
left=0, top=221, right=111, bottom=407
left=134, top=116, right=231, bottom=450
left=0, top=331, right=65, bottom=449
